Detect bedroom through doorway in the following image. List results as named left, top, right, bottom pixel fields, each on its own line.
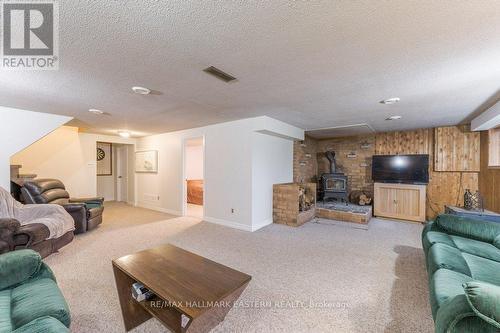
left=183, top=137, right=204, bottom=218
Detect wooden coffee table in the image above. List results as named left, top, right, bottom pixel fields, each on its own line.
left=112, top=244, right=251, bottom=333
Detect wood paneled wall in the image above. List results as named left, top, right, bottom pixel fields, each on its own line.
left=479, top=131, right=500, bottom=213
left=434, top=125, right=480, bottom=171
left=375, top=128, right=431, bottom=155
left=488, top=128, right=500, bottom=167
left=375, top=127, right=479, bottom=220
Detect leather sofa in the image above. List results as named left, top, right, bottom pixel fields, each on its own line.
left=0, top=218, right=74, bottom=259
left=0, top=249, right=71, bottom=332
left=422, top=214, right=500, bottom=332
left=21, top=179, right=104, bottom=234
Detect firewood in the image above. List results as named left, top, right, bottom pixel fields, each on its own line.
left=349, top=190, right=372, bottom=206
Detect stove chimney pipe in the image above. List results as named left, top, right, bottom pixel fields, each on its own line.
left=326, top=151, right=337, bottom=174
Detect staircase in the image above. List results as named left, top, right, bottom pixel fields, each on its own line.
left=10, top=165, right=37, bottom=201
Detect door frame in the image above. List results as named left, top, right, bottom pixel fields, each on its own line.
left=181, top=136, right=205, bottom=218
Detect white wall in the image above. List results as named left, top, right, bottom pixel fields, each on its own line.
left=11, top=126, right=136, bottom=198
left=0, top=107, right=71, bottom=190
left=251, top=132, right=294, bottom=229
left=185, top=145, right=204, bottom=180
left=137, top=119, right=254, bottom=227
left=136, top=116, right=303, bottom=231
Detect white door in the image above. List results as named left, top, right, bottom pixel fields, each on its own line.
left=116, top=146, right=128, bottom=202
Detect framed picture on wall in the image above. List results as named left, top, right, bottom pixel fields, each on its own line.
left=135, top=150, right=158, bottom=173
left=97, top=142, right=112, bottom=176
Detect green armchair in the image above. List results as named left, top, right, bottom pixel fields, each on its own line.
left=0, top=249, right=70, bottom=333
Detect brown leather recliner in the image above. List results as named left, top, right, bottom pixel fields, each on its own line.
left=0, top=218, right=74, bottom=258
left=21, top=179, right=104, bottom=234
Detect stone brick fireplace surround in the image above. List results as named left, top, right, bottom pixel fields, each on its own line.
left=294, top=135, right=375, bottom=198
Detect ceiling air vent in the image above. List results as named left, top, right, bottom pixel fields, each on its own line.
left=203, top=66, right=237, bottom=83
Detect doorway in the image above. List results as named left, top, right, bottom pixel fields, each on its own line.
left=183, top=137, right=204, bottom=218
left=96, top=142, right=135, bottom=203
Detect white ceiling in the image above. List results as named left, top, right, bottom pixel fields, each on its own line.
left=1, top=1, right=499, bottom=137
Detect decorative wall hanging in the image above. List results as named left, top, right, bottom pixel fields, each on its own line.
left=96, top=142, right=112, bottom=176
left=135, top=150, right=158, bottom=173
left=464, top=189, right=483, bottom=211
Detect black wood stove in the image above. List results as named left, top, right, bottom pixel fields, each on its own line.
left=321, top=151, right=348, bottom=203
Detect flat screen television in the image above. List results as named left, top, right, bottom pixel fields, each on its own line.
left=372, top=154, right=429, bottom=184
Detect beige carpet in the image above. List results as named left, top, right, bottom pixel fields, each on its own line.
left=44, top=202, right=434, bottom=332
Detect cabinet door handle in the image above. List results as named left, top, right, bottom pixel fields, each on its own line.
left=393, top=200, right=398, bottom=204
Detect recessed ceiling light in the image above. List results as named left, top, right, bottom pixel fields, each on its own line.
left=380, top=97, right=401, bottom=105
left=118, top=130, right=131, bottom=138
left=386, top=115, right=402, bottom=121
left=88, top=108, right=104, bottom=115
left=132, top=86, right=151, bottom=95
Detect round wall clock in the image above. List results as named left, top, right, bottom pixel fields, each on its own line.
left=97, top=147, right=106, bottom=161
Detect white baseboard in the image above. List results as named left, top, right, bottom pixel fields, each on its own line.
left=136, top=202, right=182, bottom=216
left=203, top=216, right=253, bottom=232
left=134, top=205, right=271, bottom=232
left=251, top=218, right=273, bottom=232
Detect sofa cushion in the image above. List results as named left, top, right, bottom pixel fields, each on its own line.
left=11, top=278, right=70, bottom=329
left=12, top=316, right=70, bottom=333
left=427, top=243, right=500, bottom=284
left=423, top=230, right=500, bottom=263
left=462, top=254, right=500, bottom=286
left=427, top=243, right=472, bottom=278
left=22, top=180, right=70, bottom=205
left=0, top=289, right=12, bottom=332
left=423, top=231, right=456, bottom=254
left=430, top=268, right=473, bottom=319
left=436, top=214, right=500, bottom=244
left=463, top=281, right=500, bottom=329
left=450, top=235, right=500, bottom=263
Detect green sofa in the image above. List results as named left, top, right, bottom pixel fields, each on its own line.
left=0, top=250, right=70, bottom=333
left=422, top=214, right=500, bottom=332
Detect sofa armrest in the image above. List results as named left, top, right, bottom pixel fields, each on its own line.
left=0, top=218, right=20, bottom=229
left=0, top=218, right=20, bottom=254
left=0, top=249, right=41, bottom=290
left=61, top=203, right=87, bottom=234
left=464, top=281, right=500, bottom=329
left=62, top=203, right=86, bottom=214
left=422, top=220, right=439, bottom=239
left=15, top=223, right=50, bottom=247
